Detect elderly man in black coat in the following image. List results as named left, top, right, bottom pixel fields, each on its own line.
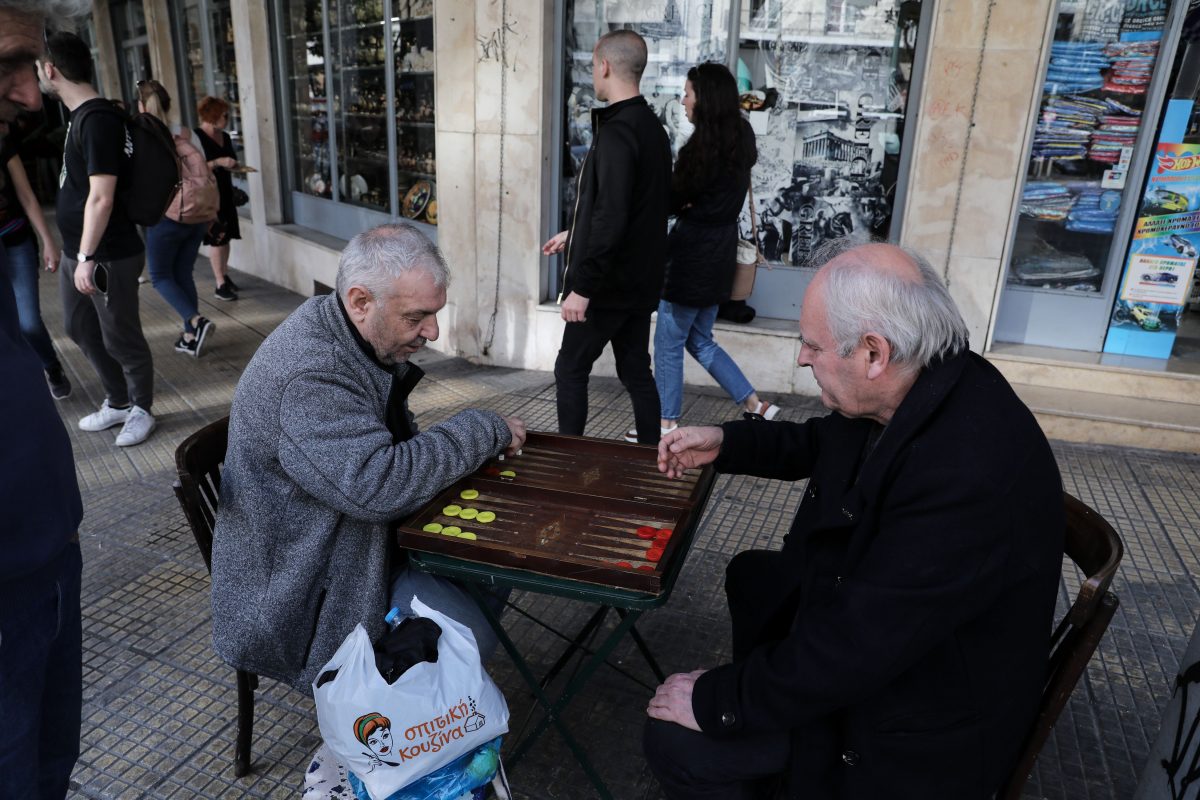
left=643, top=243, right=1064, bottom=799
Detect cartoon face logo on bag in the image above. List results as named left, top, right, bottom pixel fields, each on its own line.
left=353, top=697, right=487, bottom=771
left=354, top=712, right=401, bottom=770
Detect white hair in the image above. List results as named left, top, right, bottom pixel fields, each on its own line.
left=335, top=222, right=449, bottom=303
left=821, top=245, right=969, bottom=370
left=0, top=0, right=92, bottom=30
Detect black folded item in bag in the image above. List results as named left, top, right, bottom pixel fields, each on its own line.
left=314, top=616, right=442, bottom=688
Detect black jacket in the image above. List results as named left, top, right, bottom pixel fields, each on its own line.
left=662, top=119, right=757, bottom=307
left=562, top=96, right=671, bottom=312
left=692, top=351, right=1064, bottom=798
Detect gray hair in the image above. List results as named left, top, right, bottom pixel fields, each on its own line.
left=821, top=245, right=969, bottom=370
left=0, top=0, right=92, bottom=30
left=595, top=30, right=647, bottom=83
left=335, top=222, right=450, bottom=303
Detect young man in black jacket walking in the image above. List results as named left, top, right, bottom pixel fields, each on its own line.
left=542, top=30, right=671, bottom=445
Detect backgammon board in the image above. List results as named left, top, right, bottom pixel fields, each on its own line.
left=395, top=432, right=716, bottom=593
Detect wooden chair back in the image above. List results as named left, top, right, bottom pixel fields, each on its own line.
left=998, top=491, right=1124, bottom=799
left=172, top=415, right=229, bottom=573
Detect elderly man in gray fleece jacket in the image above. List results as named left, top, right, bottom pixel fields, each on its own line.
left=210, top=222, right=526, bottom=691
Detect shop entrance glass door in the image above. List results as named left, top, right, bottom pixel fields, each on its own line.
left=994, top=0, right=1183, bottom=352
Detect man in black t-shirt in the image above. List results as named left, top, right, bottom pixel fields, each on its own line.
left=38, top=31, right=155, bottom=446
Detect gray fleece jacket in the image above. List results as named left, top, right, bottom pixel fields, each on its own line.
left=210, top=293, right=511, bottom=691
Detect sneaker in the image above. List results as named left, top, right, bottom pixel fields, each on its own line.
left=744, top=401, right=781, bottom=421
left=45, top=365, right=72, bottom=400
left=214, top=283, right=238, bottom=301
left=223, top=276, right=239, bottom=293
left=193, top=316, right=214, bottom=357
left=174, top=334, right=198, bottom=357
left=79, top=400, right=131, bottom=431
left=114, top=405, right=156, bottom=446
left=624, top=424, right=677, bottom=443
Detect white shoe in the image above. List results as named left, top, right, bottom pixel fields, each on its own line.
left=624, top=424, right=677, bottom=443
left=114, top=406, right=156, bottom=446
left=79, top=400, right=131, bottom=431
left=748, top=401, right=781, bottom=420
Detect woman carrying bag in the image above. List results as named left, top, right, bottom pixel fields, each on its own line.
left=647, top=62, right=779, bottom=439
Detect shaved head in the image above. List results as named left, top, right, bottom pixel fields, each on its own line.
left=595, top=29, right=647, bottom=84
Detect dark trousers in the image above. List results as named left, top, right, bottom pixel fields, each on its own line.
left=643, top=549, right=801, bottom=798
left=60, top=252, right=154, bottom=410
left=5, top=238, right=63, bottom=371
left=554, top=306, right=661, bottom=444
left=0, top=545, right=83, bottom=799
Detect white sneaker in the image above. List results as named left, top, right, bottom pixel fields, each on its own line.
left=748, top=401, right=781, bottom=420
left=79, top=400, right=131, bottom=431
left=623, top=424, right=677, bottom=443
left=114, top=406, right=156, bottom=446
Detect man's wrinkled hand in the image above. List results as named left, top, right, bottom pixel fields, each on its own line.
left=560, top=291, right=589, bottom=323
left=657, top=426, right=724, bottom=479
left=646, top=669, right=706, bottom=731
left=501, top=415, right=527, bottom=457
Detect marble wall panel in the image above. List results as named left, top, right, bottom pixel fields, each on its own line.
left=435, top=0, right=476, bottom=134
left=947, top=48, right=1042, bottom=262
left=472, top=131, right=545, bottom=364
left=934, top=0, right=1053, bottom=52
left=474, top=0, right=544, bottom=137
left=945, top=255, right=1005, bottom=349
left=437, top=129, right=481, bottom=356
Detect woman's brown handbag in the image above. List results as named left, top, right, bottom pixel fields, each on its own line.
left=732, top=190, right=764, bottom=302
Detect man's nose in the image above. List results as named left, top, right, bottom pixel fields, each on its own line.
left=422, top=315, right=439, bottom=342
left=4, top=67, right=43, bottom=113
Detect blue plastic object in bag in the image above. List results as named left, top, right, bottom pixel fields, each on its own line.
left=348, top=737, right=503, bottom=800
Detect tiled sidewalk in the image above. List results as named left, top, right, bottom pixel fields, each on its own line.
left=35, top=262, right=1200, bottom=799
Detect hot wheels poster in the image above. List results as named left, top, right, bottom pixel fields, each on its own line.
left=1105, top=100, right=1199, bottom=359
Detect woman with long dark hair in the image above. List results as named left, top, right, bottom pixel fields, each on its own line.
left=650, top=62, right=778, bottom=437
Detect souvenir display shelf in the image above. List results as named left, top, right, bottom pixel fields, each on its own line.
left=280, top=0, right=436, bottom=224
left=1009, top=11, right=1166, bottom=294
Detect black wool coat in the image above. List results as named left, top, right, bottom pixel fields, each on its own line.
left=691, top=350, right=1065, bottom=799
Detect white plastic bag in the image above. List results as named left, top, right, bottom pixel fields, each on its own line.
left=314, top=596, right=510, bottom=800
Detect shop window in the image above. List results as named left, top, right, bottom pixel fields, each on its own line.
left=1008, top=3, right=1170, bottom=294
left=276, top=0, right=437, bottom=240
left=555, top=0, right=925, bottom=318
left=738, top=1, right=922, bottom=268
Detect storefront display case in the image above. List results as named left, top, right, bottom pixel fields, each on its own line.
left=554, top=0, right=928, bottom=319
left=275, top=0, right=437, bottom=240
left=995, top=0, right=1181, bottom=352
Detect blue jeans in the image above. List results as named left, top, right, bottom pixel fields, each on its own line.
left=654, top=299, right=754, bottom=421
left=0, top=544, right=83, bottom=799
left=4, top=237, right=61, bottom=370
left=146, top=218, right=207, bottom=332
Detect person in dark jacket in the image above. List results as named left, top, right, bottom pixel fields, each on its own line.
left=643, top=242, right=1064, bottom=799
left=0, top=2, right=88, bottom=795
left=653, top=62, right=779, bottom=438
left=542, top=29, right=671, bottom=445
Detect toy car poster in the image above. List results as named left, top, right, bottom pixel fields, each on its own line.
left=1105, top=99, right=1199, bottom=358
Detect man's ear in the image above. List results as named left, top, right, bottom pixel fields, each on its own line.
left=344, top=286, right=374, bottom=322
left=861, top=331, right=891, bottom=380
